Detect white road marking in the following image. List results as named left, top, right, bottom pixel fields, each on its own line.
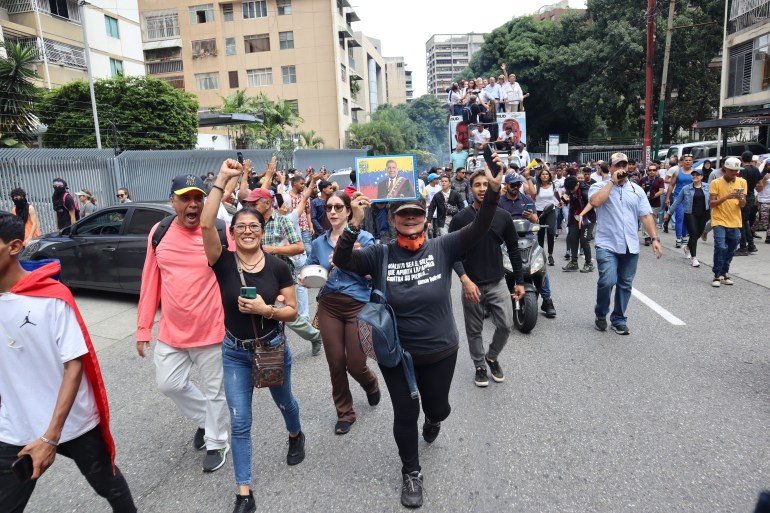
left=631, top=287, right=686, bottom=326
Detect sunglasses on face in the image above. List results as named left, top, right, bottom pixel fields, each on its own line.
left=116, top=194, right=125, bottom=198
left=233, top=223, right=263, bottom=233
left=325, top=204, right=345, bottom=213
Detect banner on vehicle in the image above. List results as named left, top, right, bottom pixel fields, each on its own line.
left=448, top=112, right=527, bottom=153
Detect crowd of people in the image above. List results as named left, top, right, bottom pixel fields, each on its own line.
left=1, top=141, right=767, bottom=512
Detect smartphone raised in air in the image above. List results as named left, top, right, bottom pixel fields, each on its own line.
left=483, top=144, right=504, bottom=177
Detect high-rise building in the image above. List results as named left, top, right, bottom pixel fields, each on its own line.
left=0, top=0, right=144, bottom=87
left=384, top=56, right=413, bottom=105
left=426, top=33, right=484, bottom=98
left=137, top=0, right=396, bottom=149
left=723, top=0, right=770, bottom=108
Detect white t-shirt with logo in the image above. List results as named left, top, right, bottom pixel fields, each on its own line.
left=0, top=294, right=100, bottom=446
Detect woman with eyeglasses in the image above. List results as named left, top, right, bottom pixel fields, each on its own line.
left=302, top=191, right=379, bottom=436
left=200, top=160, right=305, bottom=513
left=116, top=188, right=132, bottom=204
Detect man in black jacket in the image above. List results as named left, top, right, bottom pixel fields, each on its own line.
left=449, top=171, right=525, bottom=388
left=561, top=176, right=595, bottom=273
left=428, top=176, right=465, bottom=237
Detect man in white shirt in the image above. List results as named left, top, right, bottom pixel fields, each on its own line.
left=515, top=143, right=531, bottom=168
left=484, top=77, right=502, bottom=113
left=470, top=123, right=491, bottom=158
left=499, top=72, right=512, bottom=114
left=0, top=212, right=136, bottom=512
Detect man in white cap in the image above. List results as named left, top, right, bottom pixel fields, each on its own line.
left=708, top=156, right=747, bottom=287
left=588, top=153, right=663, bottom=335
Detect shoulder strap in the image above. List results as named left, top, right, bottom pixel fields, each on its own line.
left=380, top=244, right=389, bottom=297
left=152, top=215, right=227, bottom=253
left=234, top=252, right=261, bottom=342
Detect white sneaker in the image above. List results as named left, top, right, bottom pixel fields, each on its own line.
left=683, top=245, right=691, bottom=258
left=711, top=277, right=721, bottom=287
left=691, top=257, right=700, bottom=267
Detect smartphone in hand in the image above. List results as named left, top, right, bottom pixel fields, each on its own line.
left=240, top=287, right=257, bottom=299
left=12, top=455, right=33, bottom=483
left=483, top=144, right=504, bottom=177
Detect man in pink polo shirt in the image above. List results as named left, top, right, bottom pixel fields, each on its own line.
left=136, top=175, right=229, bottom=473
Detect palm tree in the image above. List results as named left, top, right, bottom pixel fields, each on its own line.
left=298, top=130, right=325, bottom=149
left=219, top=89, right=259, bottom=149
left=0, top=42, right=40, bottom=147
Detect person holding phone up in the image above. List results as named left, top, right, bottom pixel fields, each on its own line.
left=708, top=156, right=747, bottom=288
left=201, top=160, right=305, bottom=513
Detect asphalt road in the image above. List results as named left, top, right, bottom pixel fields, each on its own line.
left=25, top=233, right=770, bottom=513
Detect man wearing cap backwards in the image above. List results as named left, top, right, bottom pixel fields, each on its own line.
left=377, top=160, right=415, bottom=200
left=450, top=170, right=525, bottom=387
left=136, top=174, right=230, bottom=473
left=709, top=156, right=747, bottom=287
left=588, top=153, right=663, bottom=335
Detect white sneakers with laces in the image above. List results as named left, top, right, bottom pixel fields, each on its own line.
left=682, top=245, right=691, bottom=259
left=691, top=257, right=700, bottom=267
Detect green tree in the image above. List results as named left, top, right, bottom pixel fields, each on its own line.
left=348, top=104, right=418, bottom=154
left=298, top=129, right=325, bottom=148
left=403, top=94, right=449, bottom=161
left=37, top=75, right=198, bottom=149
left=0, top=42, right=41, bottom=147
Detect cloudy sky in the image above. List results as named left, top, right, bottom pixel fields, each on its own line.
left=354, top=0, right=587, bottom=97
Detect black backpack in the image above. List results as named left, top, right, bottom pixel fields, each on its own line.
left=151, top=215, right=228, bottom=253
left=462, top=105, right=472, bottom=124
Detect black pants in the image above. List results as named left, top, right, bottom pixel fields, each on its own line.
left=684, top=212, right=708, bottom=258
left=0, top=427, right=136, bottom=513
left=740, top=196, right=756, bottom=248
left=537, top=209, right=556, bottom=256
left=378, top=349, right=458, bottom=474
left=567, top=223, right=592, bottom=263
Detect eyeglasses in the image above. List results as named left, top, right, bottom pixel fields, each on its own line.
left=233, top=223, right=262, bottom=233
left=116, top=194, right=125, bottom=198
left=507, top=182, right=522, bottom=187
left=325, top=204, right=345, bottom=213
left=615, top=162, right=628, bottom=167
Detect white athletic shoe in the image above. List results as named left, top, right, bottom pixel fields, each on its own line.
left=691, top=257, right=700, bottom=267
left=683, top=245, right=691, bottom=259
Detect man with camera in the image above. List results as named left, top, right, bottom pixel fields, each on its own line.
left=589, top=153, right=662, bottom=335
left=709, top=157, right=747, bottom=287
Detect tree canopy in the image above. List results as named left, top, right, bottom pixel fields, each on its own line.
left=460, top=0, right=724, bottom=146
left=0, top=42, right=41, bottom=147
left=37, top=75, right=199, bottom=150
left=218, top=90, right=302, bottom=149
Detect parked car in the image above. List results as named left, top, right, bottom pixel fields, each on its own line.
left=21, top=203, right=174, bottom=294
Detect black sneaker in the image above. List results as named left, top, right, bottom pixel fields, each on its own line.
left=193, top=427, right=205, bottom=450
left=286, top=432, right=305, bottom=466
left=401, top=471, right=424, bottom=508
left=233, top=491, right=256, bottom=513
left=485, top=354, right=505, bottom=382
left=595, top=317, right=607, bottom=331
left=422, top=418, right=441, bottom=443
left=611, top=324, right=630, bottom=335
left=580, top=262, right=594, bottom=273
left=735, top=248, right=749, bottom=256
left=202, top=444, right=229, bottom=473
left=474, top=366, right=489, bottom=387
left=765, top=238, right=770, bottom=244
left=548, top=255, right=555, bottom=266
left=563, top=252, right=571, bottom=260
left=367, top=389, right=381, bottom=406
left=644, top=237, right=651, bottom=246
left=748, top=245, right=758, bottom=254
left=562, top=261, right=579, bottom=272
left=541, top=297, right=556, bottom=318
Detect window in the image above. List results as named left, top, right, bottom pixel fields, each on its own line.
left=244, top=34, right=270, bottom=53
left=127, top=209, right=167, bottom=235
left=144, top=12, right=179, bottom=40
left=48, top=0, right=71, bottom=19
left=192, top=39, right=217, bottom=58
left=160, top=75, right=185, bottom=89
left=242, top=1, right=267, bottom=19
left=75, top=210, right=127, bottom=236
left=277, top=0, right=292, bottom=15
left=247, top=68, right=272, bottom=86
left=225, top=37, right=236, bottom=55
left=282, top=65, right=296, bottom=84
left=342, top=98, right=349, bottom=115
left=195, top=72, right=220, bottom=90
left=229, top=70, right=239, bottom=88
left=109, top=58, right=123, bottom=77
left=340, top=64, right=346, bottom=83
left=189, top=4, right=214, bottom=24
left=221, top=3, right=233, bottom=21
left=279, top=31, right=294, bottom=49
left=285, top=99, right=298, bottom=115
left=105, top=15, right=119, bottom=38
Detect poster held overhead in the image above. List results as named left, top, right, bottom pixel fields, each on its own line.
left=356, top=155, right=419, bottom=203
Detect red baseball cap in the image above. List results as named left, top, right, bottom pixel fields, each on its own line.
left=245, top=188, right=273, bottom=202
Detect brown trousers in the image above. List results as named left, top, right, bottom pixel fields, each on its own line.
left=317, top=292, right=379, bottom=422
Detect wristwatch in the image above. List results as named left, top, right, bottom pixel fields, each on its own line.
left=650, top=237, right=660, bottom=242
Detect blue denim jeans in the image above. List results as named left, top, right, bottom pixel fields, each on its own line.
left=293, top=251, right=309, bottom=320
left=301, top=229, right=313, bottom=258
left=712, top=226, right=740, bottom=277
left=674, top=202, right=688, bottom=239
left=222, top=335, right=301, bottom=486
left=540, top=273, right=552, bottom=299
left=595, top=247, right=639, bottom=327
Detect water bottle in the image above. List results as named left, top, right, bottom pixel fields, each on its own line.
left=274, top=295, right=285, bottom=309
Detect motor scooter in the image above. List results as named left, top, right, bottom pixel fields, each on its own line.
left=502, top=216, right=547, bottom=333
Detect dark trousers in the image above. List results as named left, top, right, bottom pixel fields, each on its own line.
left=0, top=427, right=136, bottom=513
left=537, top=209, right=557, bottom=255
left=567, top=223, right=592, bottom=263
left=317, top=293, right=378, bottom=423
left=740, top=196, right=756, bottom=248
left=379, top=349, right=458, bottom=474
left=684, top=213, right=708, bottom=258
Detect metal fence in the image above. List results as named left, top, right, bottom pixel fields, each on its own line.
left=0, top=148, right=368, bottom=235
left=578, top=149, right=644, bottom=164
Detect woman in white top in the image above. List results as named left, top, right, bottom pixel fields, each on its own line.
left=535, top=168, right=561, bottom=266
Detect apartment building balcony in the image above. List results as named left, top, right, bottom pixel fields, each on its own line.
left=0, top=0, right=82, bottom=24
left=729, top=0, right=770, bottom=35
left=3, top=33, right=85, bottom=69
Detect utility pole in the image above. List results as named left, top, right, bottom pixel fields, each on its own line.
left=643, top=0, right=655, bottom=167
left=653, top=0, right=676, bottom=158
left=78, top=0, right=102, bottom=149
left=716, top=0, right=730, bottom=164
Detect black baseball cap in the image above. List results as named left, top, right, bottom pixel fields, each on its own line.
left=170, top=174, right=207, bottom=196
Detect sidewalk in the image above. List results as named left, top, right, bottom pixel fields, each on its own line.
left=655, top=227, right=770, bottom=289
